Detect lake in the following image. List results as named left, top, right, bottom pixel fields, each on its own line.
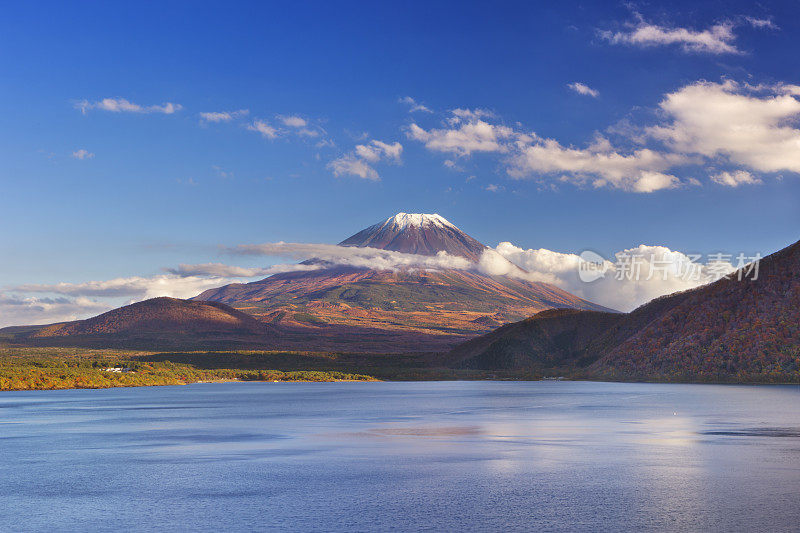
left=1, top=381, right=799, bottom=532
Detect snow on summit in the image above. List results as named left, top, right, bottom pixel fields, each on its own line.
left=385, top=213, right=454, bottom=229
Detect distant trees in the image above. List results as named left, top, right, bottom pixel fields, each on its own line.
left=0, top=356, right=377, bottom=391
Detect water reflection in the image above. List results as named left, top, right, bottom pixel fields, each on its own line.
left=701, top=427, right=800, bottom=437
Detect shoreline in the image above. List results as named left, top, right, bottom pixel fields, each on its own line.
left=2, top=349, right=797, bottom=392
left=3, top=376, right=798, bottom=393
left=0, top=377, right=382, bottom=393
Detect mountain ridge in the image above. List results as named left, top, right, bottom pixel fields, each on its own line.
left=33, top=297, right=267, bottom=337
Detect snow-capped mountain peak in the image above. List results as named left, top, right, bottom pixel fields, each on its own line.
left=339, top=212, right=487, bottom=261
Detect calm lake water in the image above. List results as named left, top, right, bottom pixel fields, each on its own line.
left=1, top=381, right=799, bottom=532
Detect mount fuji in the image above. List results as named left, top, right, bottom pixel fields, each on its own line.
left=194, top=213, right=612, bottom=351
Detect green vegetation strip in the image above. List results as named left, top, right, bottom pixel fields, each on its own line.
left=0, top=355, right=377, bottom=391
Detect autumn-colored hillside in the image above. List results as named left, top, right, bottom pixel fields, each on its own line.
left=0, top=297, right=278, bottom=350
left=591, top=238, right=800, bottom=380
left=195, top=266, right=611, bottom=338
left=35, top=297, right=268, bottom=336
left=448, top=238, right=800, bottom=382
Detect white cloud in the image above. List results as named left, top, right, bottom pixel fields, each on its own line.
left=373, top=140, right=403, bottom=161
left=246, top=115, right=324, bottom=139
left=491, top=242, right=736, bottom=312
left=408, top=80, right=800, bottom=192
left=354, top=144, right=381, bottom=162
left=601, top=19, right=741, bottom=54
left=484, top=184, right=503, bottom=192
left=0, top=294, right=111, bottom=328
left=278, top=115, right=307, bottom=128
left=399, top=96, right=433, bottom=113
left=328, top=155, right=380, bottom=180
left=629, top=171, right=682, bottom=193
left=508, top=137, right=687, bottom=192
left=450, top=108, right=494, bottom=122
left=167, top=262, right=321, bottom=278
left=212, top=165, right=233, bottom=179
left=76, top=98, right=182, bottom=114
left=407, top=115, right=513, bottom=156
left=710, top=170, right=763, bottom=187
left=199, top=109, right=249, bottom=123
left=409, top=109, right=689, bottom=192
left=328, top=139, right=403, bottom=180
left=647, top=80, right=800, bottom=173
left=745, top=17, right=777, bottom=30
left=279, top=115, right=326, bottom=137
left=568, top=82, right=599, bottom=98
left=247, top=119, right=279, bottom=139
left=355, top=140, right=403, bottom=163
left=408, top=109, right=688, bottom=192
left=475, top=249, right=523, bottom=277
left=229, top=242, right=473, bottom=271
left=14, top=275, right=232, bottom=300
left=71, top=149, right=94, bottom=160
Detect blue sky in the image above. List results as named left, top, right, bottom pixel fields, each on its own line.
left=1, top=1, right=799, bottom=323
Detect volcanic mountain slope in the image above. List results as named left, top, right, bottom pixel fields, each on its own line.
left=9, top=297, right=276, bottom=349
left=449, top=238, right=800, bottom=381
left=195, top=213, right=612, bottom=349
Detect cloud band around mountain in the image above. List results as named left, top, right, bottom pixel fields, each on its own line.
left=0, top=236, right=744, bottom=327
